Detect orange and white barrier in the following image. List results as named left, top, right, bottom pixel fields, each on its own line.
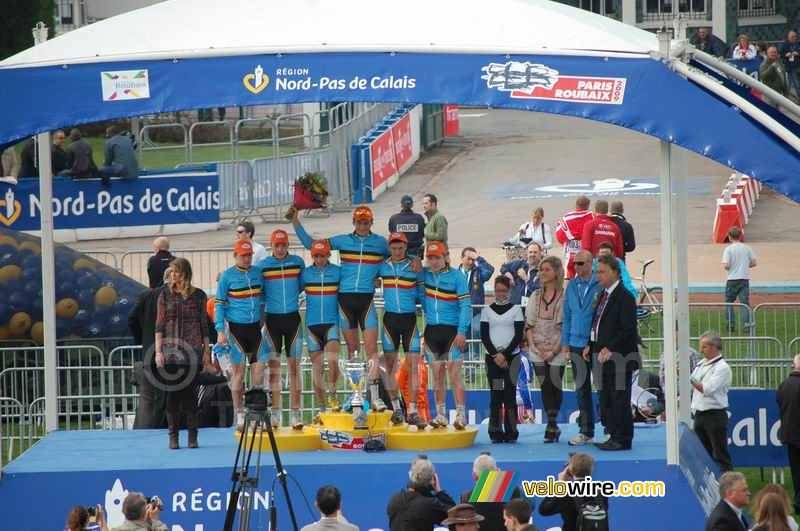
left=713, top=173, right=759, bottom=243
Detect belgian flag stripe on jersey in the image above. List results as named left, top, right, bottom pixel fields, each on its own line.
left=228, top=287, right=261, bottom=299
left=305, top=284, right=339, bottom=295
left=425, top=285, right=458, bottom=301
left=382, top=278, right=417, bottom=289
left=340, top=251, right=384, bottom=264
left=262, top=267, right=302, bottom=280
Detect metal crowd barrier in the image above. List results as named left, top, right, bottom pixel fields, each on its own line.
left=753, top=302, right=800, bottom=356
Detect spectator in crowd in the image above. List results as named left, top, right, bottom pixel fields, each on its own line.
left=581, top=199, right=623, bottom=258
left=51, top=129, right=69, bottom=175
left=1, top=146, right=18, bottom=180
left=237, top=220, right=268, bottom=262
left=526, top=255, right=566, bottom=443
left=155, top=258, right=211, bottom=449
left=732, top=34, right=758, bottom=61
left=129, top=268, right=172, bottom=429
left=98, top=125, right=140, bottom=185
left=757, top=41, right=769, bottom=59
left=589, top=254, right=639, bottom=451
left=441, top=504, right=485, bottom=531
left=62, top=128, right=98, bottom=180
left=389, top=195, right=426, bottom=258
left=562, top=250, right=602, bottom=446
left=690, top=26, right=728, bottom=58
left=555, top=195, right=593, bottom=278
left=516, top=337, right=534, bottom=424
left=19, top=138, right=37, bottom=178
left=609, top=200, right=635, bottom=261
left=500, top=242, right=541, bottom=306
left=480, top=276, right=525, bottom=443
left=111, top=493, right=167, bottom=531
left=460, top=454, right=525, bottom=529
left=423, top=193, right=448, bottom=247
left=300, top=485, right=358, bottom=531
left=722, top=226, right=756, bottom=332
left=594, top=242, right=637, bottom=298
left=780, top=31, right=800, bottom=91
left=504, top=498, right=539, bottom=531
left=705, top=472, right=751, bottom=531
left=752, top=484, right=798, bottom=531
left=387, top=456, right=455, bottom=531
left=760, top=46, right=789, bottom=97
left=777, top=354, right=800, bottom=514
left=65, top=505, right=107, bottom=531
left=147, top=237, right=175, bottom=289
left=691, top=330, right=733, bottom=472
left=458, top=246, right=494, bottom=363
left=515, top=207, right=553, bottom=252
left=539, top=453, right=607, bottom=531
left=631, top=367, right=665, bottom=422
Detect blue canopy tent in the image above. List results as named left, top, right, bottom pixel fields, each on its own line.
left=1, top=0, right=798, bottom=465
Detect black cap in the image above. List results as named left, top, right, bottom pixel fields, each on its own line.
left=401, top=195, right=413, bottom=206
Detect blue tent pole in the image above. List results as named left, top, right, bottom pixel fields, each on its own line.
left=34, top=21, right=59, bottom=434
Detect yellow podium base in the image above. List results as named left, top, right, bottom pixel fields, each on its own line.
left=317, top=411, right=393, bottom=431
left=387, top=425, right=479, bottom=450
left=234, top=427, right=322, bottom=452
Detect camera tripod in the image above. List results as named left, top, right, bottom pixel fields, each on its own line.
left=223, top=408, right=299, bottom=531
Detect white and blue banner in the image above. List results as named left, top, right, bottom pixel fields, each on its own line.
left=2, top=52, right=800, bottom=202
left=0, top=170, right=219, bottom=235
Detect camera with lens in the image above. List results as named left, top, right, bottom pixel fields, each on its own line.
left=244, top=386, right=271, bottom=413
left=84, top=506, right=96, bottom=517
left=145, top=496, right=162, bottom=510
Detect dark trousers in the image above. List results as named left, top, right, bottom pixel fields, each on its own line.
left=725, top=279, right=751, bottom=329
left=788, top=444, right=800, bottom=511
left=163, top=365, right=199, bottom=433
left=133, top=362, right=167, bottom=429
left=485, top=353, right=519, bottom=441
left=533, top=362, right=565, bottom=425
left=694, top=409, right=733, bottom=472
left=570, top=348, right=594, bottom=437
left=596, top=368, right=634, bottom=446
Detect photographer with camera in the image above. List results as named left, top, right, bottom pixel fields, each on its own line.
left=538, top=453, right=608, bottom=531
left=387, top=455, right=455, bottom=531
left=65, top=505, right=108, bottom=531
left=111, top=493, right=167, bottom=531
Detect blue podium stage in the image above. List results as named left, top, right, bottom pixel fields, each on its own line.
left=0, top=423, right=704, bottom=530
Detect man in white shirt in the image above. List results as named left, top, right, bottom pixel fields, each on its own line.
left=722, top=226, right=756, bottom=332
left=690, top=330, right=733, bottom=472
left=237, top=220, right=268, bottom=262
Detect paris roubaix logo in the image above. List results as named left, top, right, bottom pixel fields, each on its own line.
left=482, top=61, right=627, bottom=105
left=508, top=178, right=660, bottom=200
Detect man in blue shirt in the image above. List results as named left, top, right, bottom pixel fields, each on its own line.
left=500, top=242, right=542, bottom=306
left=98, top=125, right=140, bottom=186
left=561, top=250, right=602, bottom=446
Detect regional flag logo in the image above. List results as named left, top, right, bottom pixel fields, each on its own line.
left=469, top=470, right=519, bottom=502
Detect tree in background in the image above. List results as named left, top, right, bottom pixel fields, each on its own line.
left=0, top=0, right=56, bottom=60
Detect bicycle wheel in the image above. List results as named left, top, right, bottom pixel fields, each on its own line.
left=645, top=287, right=663, bottom=305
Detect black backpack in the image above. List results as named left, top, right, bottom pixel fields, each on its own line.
left=575, top=495, right=609, bottom=531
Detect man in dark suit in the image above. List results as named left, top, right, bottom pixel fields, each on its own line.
left=777, top=354, right=800, bottom=514
left=705, top=471, right=751, bottom=531
left=128, top=270, right=171, bottom=429
left=584, top=254, right=639, bottom=450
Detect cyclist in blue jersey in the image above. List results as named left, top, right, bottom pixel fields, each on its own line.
left=421, top=241, right=472, bottom=430
left=289, top=204, right=423, bottom=412
left=378, top=232, right=427, bottom=428
left=214, top=240, right=266, bottom=430
left=256, top=229, right=306, bottom=429
left=301, top=239, right=343, bottom=424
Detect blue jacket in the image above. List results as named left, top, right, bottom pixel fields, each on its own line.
left=257, top=254, right=305, bottom=314
left=301, top=263, right=341, bottom=326
left=294, top=224, right=389, bottom=294
left=214, top=264, right=263, bottom=330
left=499, top=259, right=540, bottom=305
left=561, top=272, right=603, bottom=348
left=422, top=266, right=472, bottom=335
left=592, top=257, right=637, bottom=299
left=379, top=257, right=425, bottom=314
left=457, top=256, right=495, bottom=307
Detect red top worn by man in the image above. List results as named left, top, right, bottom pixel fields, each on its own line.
left=555, top=195, right=594, bottom=278
left=581, top=199, right=623, bottom=258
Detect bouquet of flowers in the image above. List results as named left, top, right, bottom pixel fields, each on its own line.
left=285, top=171, right=329, bottom=220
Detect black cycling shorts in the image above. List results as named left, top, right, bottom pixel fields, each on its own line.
left=227, top=321, right=264, bottom=364
left=338, top=293, right=377, bottom=331
left=423, top=324, right=461, bottom=361
left=381, top=312, right=420, bottom=353
left=264, top=312, right=303, bottom=359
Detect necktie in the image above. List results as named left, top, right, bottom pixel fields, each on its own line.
left=591, top=290, right=609, bottom=338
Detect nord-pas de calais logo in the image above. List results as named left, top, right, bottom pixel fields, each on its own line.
left=482, top=61, right=627, bottom=105
left=101, top=70, right=150, bottom=101
left=243, top=65, right=270, bottom=94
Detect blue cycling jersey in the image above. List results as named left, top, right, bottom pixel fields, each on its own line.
left=379, top=257, right=424, bottom=314
left=214, top=264, right=263, bottom=331
left=301, top=263, right=341, bottom=326
left=422, top=265, right=472, bottom=335
left=256, top=254, right=305, bottom=314
left=294, top=224, right=389, bottom=294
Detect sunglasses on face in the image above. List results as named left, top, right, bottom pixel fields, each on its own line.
left=573, top=261, right=587, bottom=266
